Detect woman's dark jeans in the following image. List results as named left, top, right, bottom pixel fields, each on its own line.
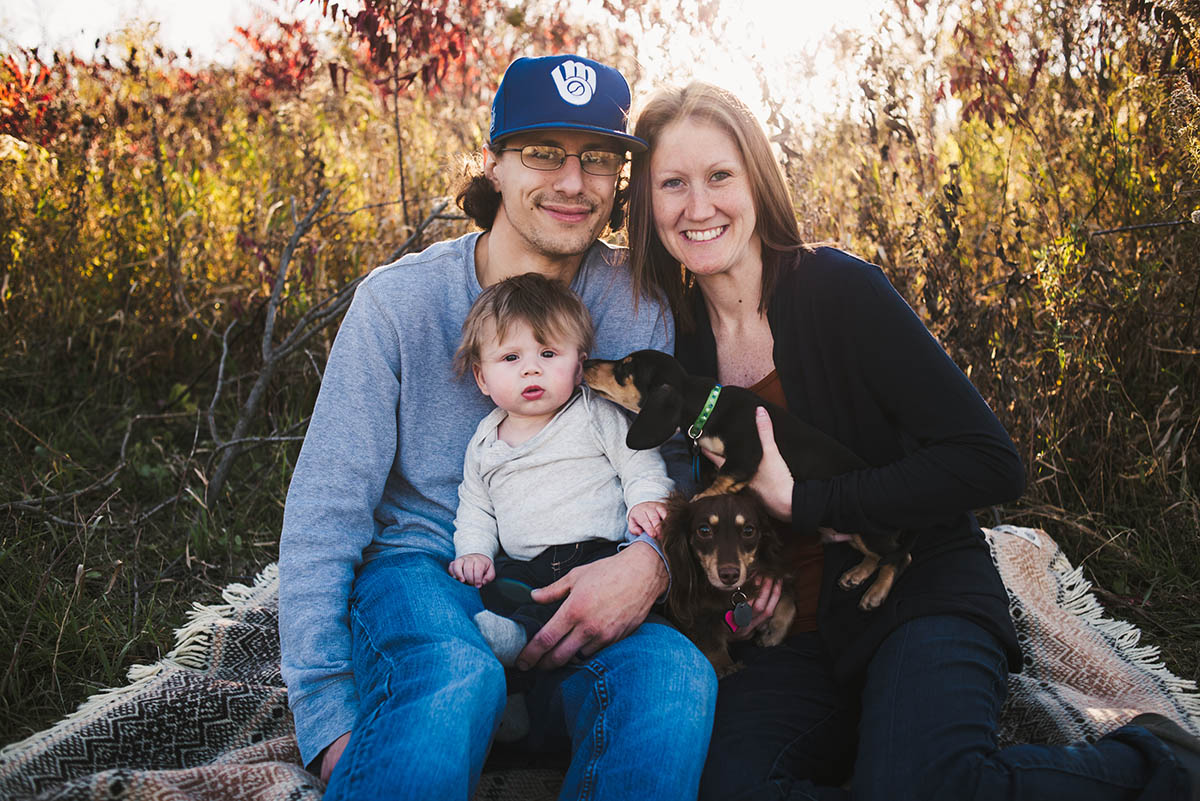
left=701, top=614, right=1190, bottom=801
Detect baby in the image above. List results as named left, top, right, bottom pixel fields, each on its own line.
left=449, top=272, right=672, bottom=665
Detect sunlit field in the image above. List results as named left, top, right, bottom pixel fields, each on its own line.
left=2, top=0, right=1198, bottom=749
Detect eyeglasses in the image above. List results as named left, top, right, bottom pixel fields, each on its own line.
left=494, top=144, right=628, bottom=176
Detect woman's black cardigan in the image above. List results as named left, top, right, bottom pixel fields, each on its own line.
left=673, top=247, right=1025, bottom=681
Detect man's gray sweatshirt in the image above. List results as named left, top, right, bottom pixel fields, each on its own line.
left=278, top=232, right=673, bottom=766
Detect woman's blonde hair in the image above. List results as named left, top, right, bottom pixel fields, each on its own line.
left=455, top=272, right=596, bottom=375
left=627, top=82, right=810, bottom=330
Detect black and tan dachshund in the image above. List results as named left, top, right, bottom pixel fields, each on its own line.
left=661, top=492, right=795, bottom=675
left=583, top=349, right=913, bottom=611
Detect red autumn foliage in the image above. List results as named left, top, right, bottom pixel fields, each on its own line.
left=235, top=19, right=320, bottom=110
left=317, top=0, right=492, bottom=101
left=311, top=0, right=604, bottom=105
left=0, top=52, right=67, bottom=144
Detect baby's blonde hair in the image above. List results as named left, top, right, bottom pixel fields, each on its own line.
left=456, top=273, right=596, bottom=375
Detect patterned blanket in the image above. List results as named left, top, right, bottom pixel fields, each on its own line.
left=2, top=526, right=1198, bottom=801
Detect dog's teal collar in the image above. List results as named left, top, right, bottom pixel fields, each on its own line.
left=687, top=384, right=722, bottom=441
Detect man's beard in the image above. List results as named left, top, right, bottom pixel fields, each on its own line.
left=521, top=192, right=609, bottom=256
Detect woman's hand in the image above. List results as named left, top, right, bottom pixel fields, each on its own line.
left=727, top=575, right=782, bottom=640
left=703, top=407, right=795, bottom=521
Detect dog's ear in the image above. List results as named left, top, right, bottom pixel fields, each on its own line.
left=626, top=383, right=683, bottom=449
left=661, top=493, right=697, bottom=626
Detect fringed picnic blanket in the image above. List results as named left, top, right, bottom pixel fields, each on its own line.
left=2, top=527, right=1198, bottom=800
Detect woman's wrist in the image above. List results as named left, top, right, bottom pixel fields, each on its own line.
left=763, top=475, right=794, bottom=521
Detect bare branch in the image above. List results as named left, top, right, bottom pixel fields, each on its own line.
left=264, top=191, right=331, bottom=362
left=205, top=195, right=450, bottom=508
left=1089, top=219, right=1190, bottom=236
left=317, top=197, right=405, bottom=221
left=273, top=197, right=454, bottom=364
left=4, top=502, right=85, bottom=527
left=212, top=434, right=306, bottom=452
left=207, top=319, right=239, bottom=444
left=385, top=198, right=452, bottom=264
left=128, top=494, right=185, bottom=527
left=0, top=468, right=121, bottom=512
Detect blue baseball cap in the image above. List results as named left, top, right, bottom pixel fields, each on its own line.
left=490, top=55, right=647, bottom=153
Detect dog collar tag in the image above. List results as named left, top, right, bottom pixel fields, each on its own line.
left=687, top=385, right=723, bottom=441
left=733, top=601, right=753, bottom=629
left=725, top=603, right=752, bottom=632
left=725, top=589, right=752, bottom=632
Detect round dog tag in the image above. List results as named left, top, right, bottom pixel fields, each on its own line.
left=733, top=601, right=753, bottom=629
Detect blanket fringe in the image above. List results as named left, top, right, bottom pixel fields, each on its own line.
left=1006, top=529, right=1200, bottom=727
left=0, top=564, right=281, bottom=760
left=157, top=563, right=280, bottom=672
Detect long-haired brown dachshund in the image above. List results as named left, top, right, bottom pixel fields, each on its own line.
left=661, top=492, right=796, bottom=676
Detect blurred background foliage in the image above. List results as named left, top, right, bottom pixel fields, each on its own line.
left=2, top=0, right=1198, bottom=744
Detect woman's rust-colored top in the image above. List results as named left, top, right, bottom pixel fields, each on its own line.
left=747, top=368, right=821, bottom=633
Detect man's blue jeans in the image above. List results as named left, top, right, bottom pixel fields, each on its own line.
left=701, top=614, right=1190, bottom=801
left=323, top=550, right=718, bottom=801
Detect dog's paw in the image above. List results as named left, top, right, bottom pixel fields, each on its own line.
left=858, top=579, right=894, bottom=611
left=715, top=660, right=745, bottom=678
left=705, top=647, right=739, bottom=677
left=754, top=622, right=778, bottom=647
left=838, top=564, right=874, bottom=589
left=857, top=565, right=900, bottom=611
left=692, top=475, right=747, bottom=500
left=755, top=614, right=788, bottom=647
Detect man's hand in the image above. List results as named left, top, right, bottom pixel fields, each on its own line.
left=318, top=731, right=351, bottom=783
left=515, top=540, right=667, bottom=670
left=702, top=407, right=795, bottom=520
left=627, top=500, right=667, bottom=540
left=448, top=553, right=495, bottom=587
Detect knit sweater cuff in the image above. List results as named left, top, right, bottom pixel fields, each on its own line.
left=289, top=676, right=360, bottom=769
left=619, top=532, right=672, bottom=601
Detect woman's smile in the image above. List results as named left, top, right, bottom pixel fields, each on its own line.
left=683, top=225, right=728, bottom=242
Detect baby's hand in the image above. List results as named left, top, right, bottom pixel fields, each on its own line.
left=449, top=553, right=495, bottom=587
left=628, top=500, right=668, bottom=540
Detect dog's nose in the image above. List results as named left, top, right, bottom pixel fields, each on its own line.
left=718, top=565, right=740, bottom=586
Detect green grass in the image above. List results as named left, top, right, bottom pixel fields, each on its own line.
left=0, top=342, right=296, bottom=745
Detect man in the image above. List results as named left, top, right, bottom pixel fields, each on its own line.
left=279, top=54, right=717, bottom=800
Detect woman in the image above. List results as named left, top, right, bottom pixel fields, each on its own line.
left=627, top=82, right=1199, bottom=801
